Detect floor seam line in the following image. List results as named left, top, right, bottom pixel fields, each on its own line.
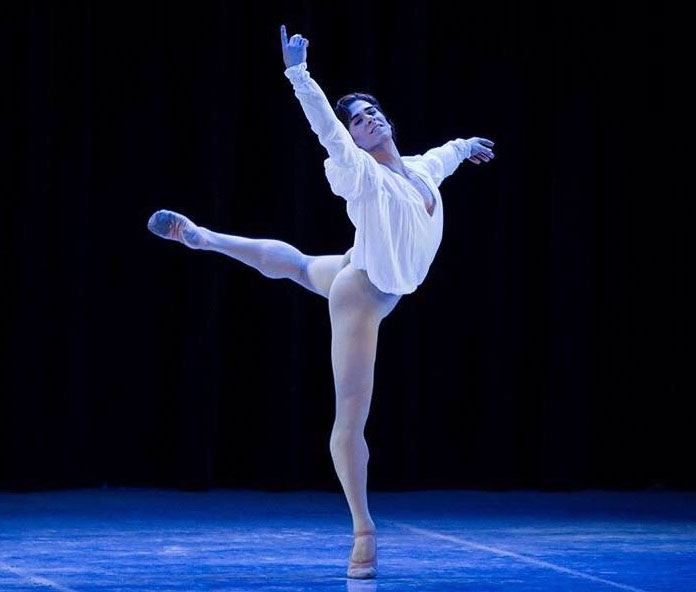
left=385, top=521, right=650, bottom=592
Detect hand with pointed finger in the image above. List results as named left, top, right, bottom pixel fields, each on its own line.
left=467, top=137, right=496, bottom=165
left=280, top=24, right=309, bottom=69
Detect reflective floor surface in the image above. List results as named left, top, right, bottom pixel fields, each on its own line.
left=1, top=488, right=694, bottom=591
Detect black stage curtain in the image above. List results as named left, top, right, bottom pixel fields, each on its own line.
left=3, top=0, right=686, bottom=492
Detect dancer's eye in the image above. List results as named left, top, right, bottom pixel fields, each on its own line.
left=354, top=109, right=376, bottom=128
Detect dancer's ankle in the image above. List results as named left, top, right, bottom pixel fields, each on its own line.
left=192, top=226, right=212, bottom=250
left=353, top=520, right=376, bottom=535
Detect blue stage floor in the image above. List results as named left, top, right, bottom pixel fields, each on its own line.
left=0, top=489, right=694, bottom=591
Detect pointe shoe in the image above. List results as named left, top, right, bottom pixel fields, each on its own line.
left=347, top=529, right=377, bottom=579
left=147, top=209, right=204, bottom=248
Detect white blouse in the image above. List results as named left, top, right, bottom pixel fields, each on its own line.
left=284, top=62, right=472, bottom=295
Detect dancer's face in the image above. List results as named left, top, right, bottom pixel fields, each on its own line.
left=348, top=100, right=392, bottom=150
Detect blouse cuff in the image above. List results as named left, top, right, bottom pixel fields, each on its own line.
left=284, top=62, right=310, bottom=84
left=453, top=138, right=473, bottom=161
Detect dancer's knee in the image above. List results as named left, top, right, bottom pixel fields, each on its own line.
left=257, top=239, right=306, bottom=281
left=333, top=385, right=373, bottom=428
left=330, top=423, right=368, bottom=447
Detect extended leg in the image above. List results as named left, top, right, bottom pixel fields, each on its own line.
left=147, top=209, right=352, bottom=297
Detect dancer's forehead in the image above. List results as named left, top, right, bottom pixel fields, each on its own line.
left=348, top=100, right=378, bottom=121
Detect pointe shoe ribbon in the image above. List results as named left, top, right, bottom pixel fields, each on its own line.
left=347, top=529, right=377, bottom=579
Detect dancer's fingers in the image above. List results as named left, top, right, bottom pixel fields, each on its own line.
left=479, top=138, right=495, bottom=147
left=280, top=24, right=288, bottom=46
left=475, top=145, right=495, bottom=160
left=470, top=157, right=481, bottom=164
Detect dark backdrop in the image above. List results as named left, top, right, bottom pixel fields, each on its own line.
left=3, top=0, right=686, bottom=492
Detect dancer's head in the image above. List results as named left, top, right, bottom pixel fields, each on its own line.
left=335, top=93, right=397, bottom=150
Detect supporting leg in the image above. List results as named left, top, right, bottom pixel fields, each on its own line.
left=327, top=264, right=401, bottom=577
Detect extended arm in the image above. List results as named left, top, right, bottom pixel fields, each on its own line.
left=280, top=25, right=362, bottom=168
left=423, top=137, right=495, bottom=186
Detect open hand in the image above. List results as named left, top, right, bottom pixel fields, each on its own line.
left=468, top=137, right=495, bottom=165
left=280, top=24, right=309, bottom=69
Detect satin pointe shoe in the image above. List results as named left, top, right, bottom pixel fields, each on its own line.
left=347, top=529, right=377, bottom=579
left=147, top=209, right=204, bottom=248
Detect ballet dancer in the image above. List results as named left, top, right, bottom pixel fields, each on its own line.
left=147, top=24, right=495, bottom=579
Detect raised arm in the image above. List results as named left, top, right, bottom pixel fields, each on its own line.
left=280, top=25, right=362, bottom=169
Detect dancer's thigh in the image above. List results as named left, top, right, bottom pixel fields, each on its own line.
left=328, top=263, right=401, bottom=322
left=302, top=248, right=354, bottom=299
left=328, top=264, right=401, bottom=423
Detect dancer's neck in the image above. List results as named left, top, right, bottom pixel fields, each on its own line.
left=367, top=139, right=406, bottom=176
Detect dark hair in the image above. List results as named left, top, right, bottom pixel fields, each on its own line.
left=335, top=92, right=397, bottom=143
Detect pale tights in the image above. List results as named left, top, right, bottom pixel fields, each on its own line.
left=191, top=225, right=401, bottom=541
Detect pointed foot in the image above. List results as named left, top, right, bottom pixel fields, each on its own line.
left=147, top=210, right=204, bottom=248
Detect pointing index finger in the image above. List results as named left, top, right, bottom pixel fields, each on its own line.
left=280, top=24, right=288, bottom=46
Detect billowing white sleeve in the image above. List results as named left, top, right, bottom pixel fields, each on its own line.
left=284, top=62, right=379, bottom=201
left=421, top=138, right=473, bottom=187
left=284, top=62, right=362, bottom=168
